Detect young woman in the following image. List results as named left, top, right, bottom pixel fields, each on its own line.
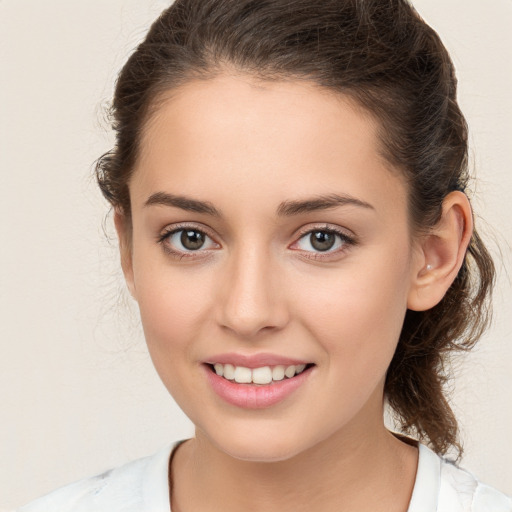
left=18, top=0, right=512, bottom=510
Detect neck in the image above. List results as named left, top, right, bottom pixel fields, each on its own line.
left=171, top=420, right=417, bottom=512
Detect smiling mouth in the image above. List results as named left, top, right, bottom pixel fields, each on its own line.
left=207, top=363, right=314, bottom=385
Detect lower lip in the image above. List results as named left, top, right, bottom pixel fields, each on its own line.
left=204, top=365, right=313, bottom=409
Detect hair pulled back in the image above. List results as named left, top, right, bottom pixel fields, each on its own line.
left=96, top=0, right=495, bottom=457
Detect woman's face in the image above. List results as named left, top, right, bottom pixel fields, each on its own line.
left=122, top=74, right=423, bottom=461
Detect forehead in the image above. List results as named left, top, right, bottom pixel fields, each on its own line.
left=131, top=74, right=407, bottom=219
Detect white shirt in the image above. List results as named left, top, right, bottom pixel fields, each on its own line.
left=17, top=442, right=512, bottom=512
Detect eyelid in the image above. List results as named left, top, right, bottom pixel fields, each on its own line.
left=294, top=223, right=356, bottom=241
left=156, top=222, right=356, bottom=260
left=157, top=222, right=221, bottom=257
left=289, top=224, right=357, bottom=258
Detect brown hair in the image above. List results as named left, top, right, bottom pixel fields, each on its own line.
left=96, top=0, right=495, bottom=457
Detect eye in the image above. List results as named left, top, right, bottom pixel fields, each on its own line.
left=161, top=227, right=218, bottom=253
left=293, top=228, right=354, bottom=254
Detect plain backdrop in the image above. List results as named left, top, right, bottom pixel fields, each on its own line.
left=1, top=0, right=511, bottom=509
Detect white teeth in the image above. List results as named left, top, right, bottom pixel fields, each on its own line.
left=284, top=365, right=296, bottom=378
left=223, top=364, right=235, bottom=380
left=272, top=365, right=285, bottom=381
left=252, top=366, right=273, bottom=384
left=212, top=363, right=309, bottom=384
left=234, top=366, right=252, bottom=384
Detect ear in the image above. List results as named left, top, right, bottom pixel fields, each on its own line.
left=407, top=191, right=473, bottom=311
left=114, top=209, right=137, bottom=300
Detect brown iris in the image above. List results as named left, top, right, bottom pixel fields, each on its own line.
left=310, top=231, right=336, bottom=251
left=180, top=230, right=205, bottom=250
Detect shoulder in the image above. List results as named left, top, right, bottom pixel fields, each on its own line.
left=408, top=443, right=511, bottom=512
left=437, top=452, right=512, bottom=512
left=17, top=444, right=175, bottom=512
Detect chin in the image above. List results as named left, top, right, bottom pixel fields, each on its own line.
left=223, top=441, right=305, bottom=463
left=199, top=422, right=322, bottom=463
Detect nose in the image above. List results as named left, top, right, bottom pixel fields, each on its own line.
left=216, top=244, right=289, bottom=339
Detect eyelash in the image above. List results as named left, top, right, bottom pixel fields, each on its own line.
left=157, top=223, right=357, bottom=261
left=157, top=223, right=218, bottom=260
left=292, top=225, right=357, bottom=260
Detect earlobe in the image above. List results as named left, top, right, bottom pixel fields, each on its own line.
left=407, top=191, right=473, bottom=312
left=114, top=209, right=137, bottom=301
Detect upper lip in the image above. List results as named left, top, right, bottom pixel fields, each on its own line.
left=204, top=352, right=311, bottom=368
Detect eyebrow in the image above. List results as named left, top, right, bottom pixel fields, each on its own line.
left=277, top=193, right=374, bottom=216
left=144, top=192, right=221, bottom=216
left=144, top=191, right=374, bottom=217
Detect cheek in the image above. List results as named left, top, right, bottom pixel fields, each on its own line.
left=131, top=254, right=213, bottom=363
left=132, top=268, right=216, bottom=411
left=291, top=249, right=412, bottom=369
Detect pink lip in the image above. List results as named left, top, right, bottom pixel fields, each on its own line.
left=203, top=363, right=313, bottom=409
left=205, top=352, right=310, bottom=368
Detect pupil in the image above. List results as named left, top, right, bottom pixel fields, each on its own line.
left=310, top=231, right=335, bottom=251
left=181, top=230, right=205, bottom=250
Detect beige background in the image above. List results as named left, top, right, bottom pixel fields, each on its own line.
left=1, top=0, right=511, bottom=509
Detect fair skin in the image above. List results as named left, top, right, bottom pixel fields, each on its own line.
left=115, top=74, right=472, bottom=512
